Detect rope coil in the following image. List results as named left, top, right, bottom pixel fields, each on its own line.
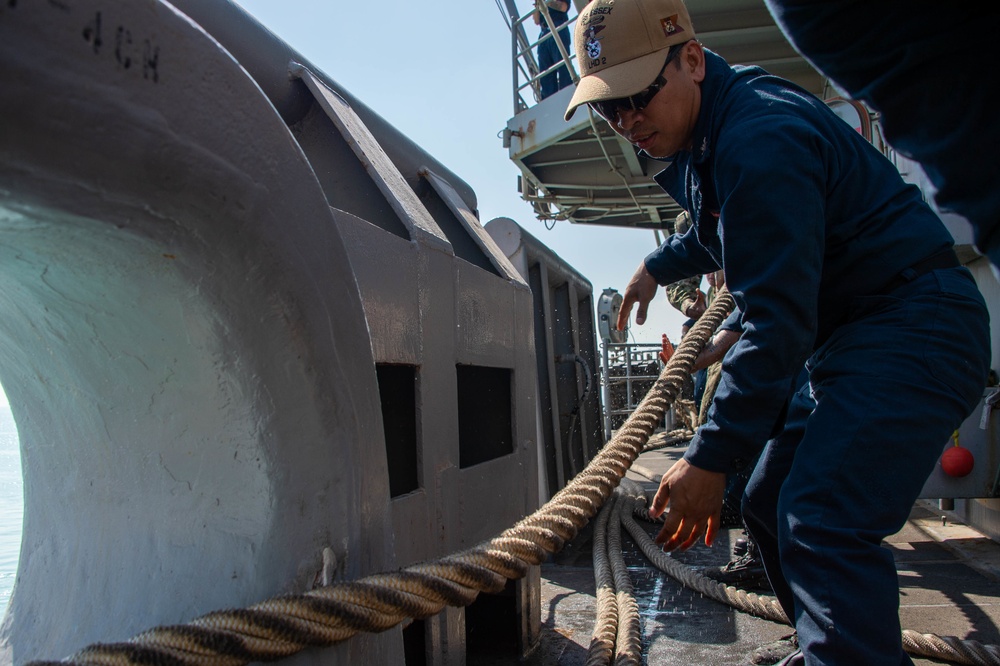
left=588, top=479, right=1000, bottom=666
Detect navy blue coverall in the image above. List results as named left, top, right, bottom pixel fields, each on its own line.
left=644, top=49, right=990, bottom=665
left=762, top=0, right=1000, bottom=272
left=537, top=3, right=572, bottom=99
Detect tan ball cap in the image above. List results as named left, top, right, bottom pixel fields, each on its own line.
left=565, top=0, right=696, bottom=121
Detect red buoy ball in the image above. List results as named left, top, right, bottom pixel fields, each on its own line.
left=941, top=446, right=975, bottom=478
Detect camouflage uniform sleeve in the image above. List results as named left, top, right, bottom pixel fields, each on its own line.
left=666, top=277, right=703, bottom=313
left=664, top=210, right=702, bottom=314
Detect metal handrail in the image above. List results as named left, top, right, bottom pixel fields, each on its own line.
left=508, top=3, right=579, bottom=112
left=601, top=342, right=671, bottom=440
left=537, top=3, right=578, bottom=81
left=496, top=1, right=679, bottom=232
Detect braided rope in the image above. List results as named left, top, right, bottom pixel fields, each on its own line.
left=585, top=498, right=617, bottom=666
left=609, top=493, right=642, bottom=666
left=643, top=427, right=695, bottom=452
left=25, top=291, right=735, bottom=666
left=620, top=489, right=790, bottom=625
left=615, top=471, right=1000, bottom=666
left=902, top=630, right=1000, bottom=666
left=672, top=397, right=700, bottom=433
left=586, top=485, right=648, bottom=666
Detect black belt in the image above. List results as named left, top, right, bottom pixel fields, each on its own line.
left=877, top=249, right=960, bottom=295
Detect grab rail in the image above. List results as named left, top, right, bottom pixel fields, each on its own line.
left=501, top=0, right=580, bottom=113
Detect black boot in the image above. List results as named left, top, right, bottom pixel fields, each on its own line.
left=732, top=531, right=749, bottom=558
left=702, top=539, right=771, bottom=591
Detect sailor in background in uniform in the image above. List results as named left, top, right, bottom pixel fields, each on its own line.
left=535, top=0, right=573, bottom=99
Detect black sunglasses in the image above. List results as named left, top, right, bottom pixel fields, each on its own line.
left=589, top=44, right=686, bottom=122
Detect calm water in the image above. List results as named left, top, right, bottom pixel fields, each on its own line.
left=0, top=405, right=22, bottom=614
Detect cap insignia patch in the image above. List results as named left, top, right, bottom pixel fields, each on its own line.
left=660, top=15, right=685, bottom=38
left=584, top=24, right=605, bottom=61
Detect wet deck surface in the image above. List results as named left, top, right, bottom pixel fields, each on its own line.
left=511, top=445, right=1000, bottom=666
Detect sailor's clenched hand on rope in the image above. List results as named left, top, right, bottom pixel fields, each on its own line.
left=617, top=261, right=727, bottom=552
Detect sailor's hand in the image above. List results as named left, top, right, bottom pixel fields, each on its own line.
left=649, top=458, right=726, bottom=551
left=617, top=262, right=658, bottom=330
left=682, top=290, right=707, bottom=319
left=693, top=329, right=741, bottom=371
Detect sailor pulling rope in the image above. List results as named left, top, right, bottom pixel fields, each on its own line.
left=25, top=289, right=1000, bottom=666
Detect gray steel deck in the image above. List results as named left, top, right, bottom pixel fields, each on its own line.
left=513, top=445, right=1000, bottom=665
